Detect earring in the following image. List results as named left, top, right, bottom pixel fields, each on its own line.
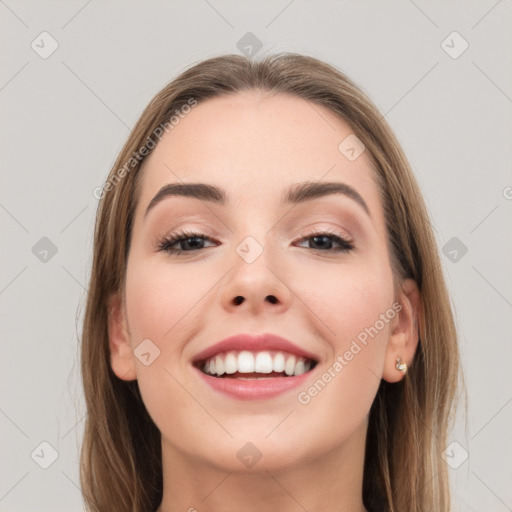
left=395, top=357, right=408, bottom=374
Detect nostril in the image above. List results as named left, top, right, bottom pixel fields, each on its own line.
left=233, top=296, right=244, bottom=305
left=266, top=295, right=278, bottom=304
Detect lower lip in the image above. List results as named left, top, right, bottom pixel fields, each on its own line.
left=194, top=366, right=315, bottom=400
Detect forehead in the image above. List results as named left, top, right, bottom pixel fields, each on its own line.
left=135, top=91, right=383, bottom=220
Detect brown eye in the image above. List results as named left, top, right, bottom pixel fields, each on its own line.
left=295, top=232, right=354, bottom=253
left=158, top=230, right=218, bottom=255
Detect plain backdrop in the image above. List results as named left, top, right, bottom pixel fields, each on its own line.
left=1, top=1, right=511, bottom=511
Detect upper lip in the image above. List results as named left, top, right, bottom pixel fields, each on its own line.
left=192, top=333, right=319, bottom=364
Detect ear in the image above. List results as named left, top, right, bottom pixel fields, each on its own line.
left=382, top=278, right=421, bottom=383
left=108, top=293, right=137, bottom=381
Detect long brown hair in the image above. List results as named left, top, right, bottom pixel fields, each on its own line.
left=80, top=53, right=461, bottom=511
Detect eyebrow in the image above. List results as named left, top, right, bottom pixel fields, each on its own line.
left=144, top=181, right=370, bottom=218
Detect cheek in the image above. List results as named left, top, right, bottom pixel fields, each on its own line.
left=123, top=259, right=203, bottom=441
left=124, top=257, right=202, bottom=343
left=295, top=257, right=395, bottom=349
left=123, top=256, right=227, bottom=427
left=289, top=260, right=394, bottom=442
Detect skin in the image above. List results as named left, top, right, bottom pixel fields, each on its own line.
left=108, top=91, right=420, bottom=512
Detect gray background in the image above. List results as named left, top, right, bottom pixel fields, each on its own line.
left=1, top=1, right=511, bottom=511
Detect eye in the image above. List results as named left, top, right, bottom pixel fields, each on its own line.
left=157, top=229, right=354, bottom=256
left=157, top=229, right=218, bottom=255
left=294, top=230, right=354, bottom=253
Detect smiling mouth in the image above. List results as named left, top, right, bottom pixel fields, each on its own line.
left=195, top=350, right=318, bottom=379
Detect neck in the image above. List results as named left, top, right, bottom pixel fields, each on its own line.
left=156, top=421, right=368, bottom=512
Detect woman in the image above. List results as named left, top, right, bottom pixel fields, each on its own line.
left=80, top=53, right=461, bottom=511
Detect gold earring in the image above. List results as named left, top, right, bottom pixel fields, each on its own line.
left=395, top=357, right=407, bottom=374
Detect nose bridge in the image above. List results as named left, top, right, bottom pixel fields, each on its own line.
left=230, top=211, right=276, bottom=268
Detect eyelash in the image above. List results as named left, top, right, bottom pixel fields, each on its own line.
left=157, top=228, right=354, bottom=256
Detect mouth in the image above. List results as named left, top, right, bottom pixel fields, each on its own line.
left=191, top=333, right=320, bottom=399
left=194, top=350, right=318, bottom=379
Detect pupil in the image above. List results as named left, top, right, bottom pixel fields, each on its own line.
left=183, top=237, right=203, bottom=250
left=312, top=235, right=331, bottom=249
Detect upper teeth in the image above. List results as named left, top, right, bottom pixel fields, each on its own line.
left=201, top=350, right=313, bottom=377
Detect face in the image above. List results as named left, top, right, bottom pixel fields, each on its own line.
left=110, top=91, right=412, bottom=472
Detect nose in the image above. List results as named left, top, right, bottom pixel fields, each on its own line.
left=219, top=237, right=293, bottom=315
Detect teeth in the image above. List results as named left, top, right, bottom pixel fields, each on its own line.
left=273, top=352, right=285, bottom=372
left=215, top=354, right=225, bottom=376
left=294, top=360, right=306, bottom=376
left=238, top=351, right=255, bottom=373
left=225, top=352, right=237, bottom=374
left=199, top=350, right=315, bottom=378
left=255, top=352, right=273, bottom=373
left=284, top=355, right=296, bottom=376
